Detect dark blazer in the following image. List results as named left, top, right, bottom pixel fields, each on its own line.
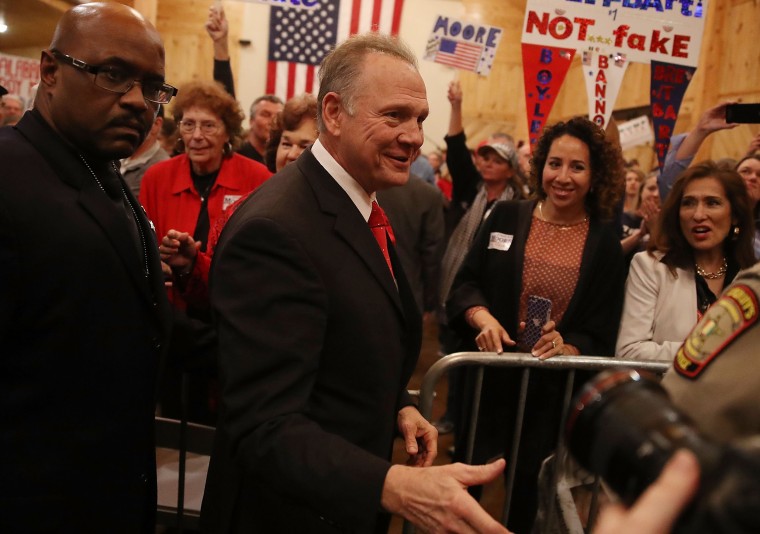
left=378, top=175, right=445, bottom=313
left=0, top=111, right=171, bottom=532
left=448, top=199, right=625, bottom=356
left=201, top=148, right=422, bottom=533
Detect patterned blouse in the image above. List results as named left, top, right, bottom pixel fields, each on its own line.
left=518, top=216, right=590, bottom=348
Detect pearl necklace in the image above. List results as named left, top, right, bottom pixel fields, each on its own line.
left=78, top=155, right=150, bottom=278
left=695, top=257, right=727, bottom=280
left=538, top=201, right=588, bottom=229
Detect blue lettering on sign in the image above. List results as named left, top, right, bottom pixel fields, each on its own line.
left=486, top=27, right=502, bottom=47
left=433, top=16, right=450, bottom=34
left=537, top=69, right=552, bottom=85
left=431, top=15, right=503, bottom=45
left=569, top=0, right=702, bottom=17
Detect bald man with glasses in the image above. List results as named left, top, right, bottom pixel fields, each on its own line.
left=0, top=3, right=174, bottom=532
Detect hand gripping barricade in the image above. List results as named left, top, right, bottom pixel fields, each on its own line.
left=404, top=352, right=670, bottom=534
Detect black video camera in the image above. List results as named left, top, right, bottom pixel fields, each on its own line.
left=564, top=369, right=760, bottom=534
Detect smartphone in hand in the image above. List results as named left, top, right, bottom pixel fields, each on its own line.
left=520, top=295, right=552, bottom=350
left=726, top=103, right=760, bottom=124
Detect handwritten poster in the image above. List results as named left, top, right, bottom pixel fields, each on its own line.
left=424, top=16, right=503, bottom=76
left=0, top=53, right=40, bottom=105
left=650, top=59, right=696, bottom=170
left=522, top=43, right=575, bottom=147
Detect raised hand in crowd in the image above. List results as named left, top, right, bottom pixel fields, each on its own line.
left=447, top=80, right=464, bottom=136
left=205, top=3, right=229, bottom=61
left=674, top=101, right=738, bottom=162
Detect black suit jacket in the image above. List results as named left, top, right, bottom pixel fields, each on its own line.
left=378, top=175, right=445, bottom=314
left=447, top=199, right=625, bottom=356
left=201, top=148, right=422, bottom=533
left=0, top=112, right=171, bottom=533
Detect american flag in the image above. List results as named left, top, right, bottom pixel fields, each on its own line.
left=432, top=37, right=483, bottom=72
left=266, top=0, right=405, bottom=100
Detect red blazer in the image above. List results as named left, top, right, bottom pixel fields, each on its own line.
left=139, top=152, right=271, bottom=246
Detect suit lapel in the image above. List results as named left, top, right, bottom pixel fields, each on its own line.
left=16, top=112, right=157, bottom=307
left=78, top=180, right=159, bottom=306
left=299, top=151, right=405, bottom=316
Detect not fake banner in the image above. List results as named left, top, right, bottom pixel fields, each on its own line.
left=521, top=0, right=706, bottom=147
left=521, top=0, right=707, bottom=68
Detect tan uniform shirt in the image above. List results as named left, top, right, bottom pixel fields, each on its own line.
left=662, top=262, right=760, bottom=443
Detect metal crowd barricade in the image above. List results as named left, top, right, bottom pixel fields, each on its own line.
left=404, top=352, right=670, bottom=534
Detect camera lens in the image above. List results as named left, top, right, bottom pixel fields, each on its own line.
left=565, top=369, right=760, bottom=533
left=565, top=369, right=715, bottom=505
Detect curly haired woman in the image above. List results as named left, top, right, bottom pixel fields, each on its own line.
left=446, top=117, right=627, bottom=533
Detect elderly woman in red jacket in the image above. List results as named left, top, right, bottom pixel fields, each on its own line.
left=140, top=80, right=271, bottom=305
left=157, top=94, right=319, bottom=308
left=139, top=80, right=271, bottom=424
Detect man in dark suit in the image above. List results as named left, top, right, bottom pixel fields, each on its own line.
left=201, top=33, right=508, bottom=533
left=0, top=3, right=173, bottom=532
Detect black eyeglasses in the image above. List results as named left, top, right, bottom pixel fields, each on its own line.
left=51, top=50, right=178, bottom=105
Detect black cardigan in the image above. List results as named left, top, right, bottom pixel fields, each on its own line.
left=447, top=199, right=625, bottom=356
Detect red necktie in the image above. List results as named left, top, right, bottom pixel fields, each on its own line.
left=368, top=201, right=395, bottom=276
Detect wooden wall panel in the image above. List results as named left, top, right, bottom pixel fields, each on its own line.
left=132, top=0, right=156, bottom=24
left=155, top=0, right=244, bottom=102
left=457, top=0, right=526, bottom=144
left=717, top=1, right=760, bottom=97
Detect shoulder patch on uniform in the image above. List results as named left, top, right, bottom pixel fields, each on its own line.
left=674, top=284, right=758, bottom=379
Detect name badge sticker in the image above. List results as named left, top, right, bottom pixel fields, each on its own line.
left=488, top=232, right=513, bottom=252
left=222, top=195, right=242, bottom=211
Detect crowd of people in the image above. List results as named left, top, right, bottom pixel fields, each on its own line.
left=2, top=1, right=760, bottom=533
